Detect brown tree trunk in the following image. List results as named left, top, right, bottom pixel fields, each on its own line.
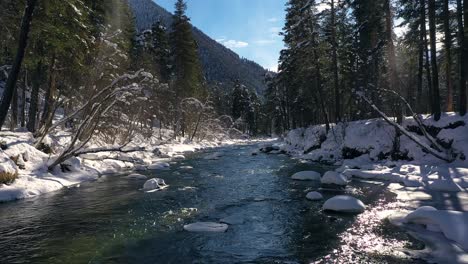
left=38, top=55, right=57, bottom=135
left=27, top=62, right=41, bottom=132
left=10, top=85, right=18, bottom=130
left=0, top=0, right=38, bottom=129
left=20, top=72, right=27, bottom=127
left=443, top=0, right=454, bottom=112
left=428, top=0, right=441, bottom=121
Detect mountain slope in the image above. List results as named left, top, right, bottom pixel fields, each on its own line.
left=128, top=0, right=268, bottom=95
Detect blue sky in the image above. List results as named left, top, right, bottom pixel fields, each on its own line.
left=153, top=0, right=287, bottom=71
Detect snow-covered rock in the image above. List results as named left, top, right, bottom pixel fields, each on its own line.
left=183, top=222, right=229, bottom=232
left=321, top=171, right=348, bottom=186
left=404, top=206, right=468, bottom=251
left=148, top=162, right=170, bottom=170
left=323, top=195, right=366, bottom=213
left=172, top=154, right=185, bottom=160
left=306, top=191, right=323, bottom=201
left=0, top=150, right=18, bottom=183
left=291, top=171, right=321, bottom=181
left=125, top=173, right=148, bottom=180
left=204, top=152, right=223, bottom=160
left=142, top=178, right=167, bottom=192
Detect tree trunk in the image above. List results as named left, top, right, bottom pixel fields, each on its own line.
left=20, top=71, right=27, bottom=127
left=421, top=0, right=433, bottom=113
left=10, top=85, right=18, bottom=130
left=458, top=0, right=467, bottom=115
left=331, top=0, right=340, bottom=122
left=38, top=55, right=57, bottom=135
left=385, top=0, right=401, bottom=123
left=27, top=62, right=41, bottom=132
left=443, top=0, right=454, bottom=112
left=0, top=0, right=38, bottom=129
left=428, top=0, right=441, bottom=121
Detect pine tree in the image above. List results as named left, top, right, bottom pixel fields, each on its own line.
left=171, top=0, right=206, bottom=100
left=428, top=0, right=441, bottom=120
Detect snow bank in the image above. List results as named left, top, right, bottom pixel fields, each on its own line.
left=0, top=129, right=252, bottom=202
left=323, top=195, right=366, bottom=213
left=183, top=222, right=228, bottom=232
left=291, top=171, right=321, bottom=181
left=284, top=113, right=468, bottom=164
left=404, top=206, right=468, bottom=251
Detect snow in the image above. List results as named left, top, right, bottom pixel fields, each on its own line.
left=306, top=191, right=323, bottom=200
left=321, top=171, right=348, bottom=186
left=183, top=222, right=229, bottom=232
left=403, top=206, right=468, bottom=251
left=0, top=150, right=18, bottom=179
left=291, top=171, right=321, bottom=181
left=142, top=178, right=167, bottom=192
left=148, top=162, right=170, bottom=170
left=0, top=129, right=251, bottom=202
left=323, top=195, right=366, bottom=213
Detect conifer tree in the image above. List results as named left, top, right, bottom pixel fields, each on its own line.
left=171, top=0, right=206, bottom=100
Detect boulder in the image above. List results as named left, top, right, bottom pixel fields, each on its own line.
left=148, top=162, right=170, bottom=170
left=143, top=178, right=167, bottom=192
left=291, top=171, right=321, bottom=181
left=323, top=195, right=365, bottom=213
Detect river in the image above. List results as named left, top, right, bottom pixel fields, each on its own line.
left=0, top=143, right=424, bottom=263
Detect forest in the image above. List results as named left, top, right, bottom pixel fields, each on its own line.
left=1, top=0, right=468, bottom=263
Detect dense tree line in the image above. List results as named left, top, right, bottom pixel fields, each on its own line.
left=0, top=0, right=264, bottom=161
left=266, top=0, right=468, bottom=134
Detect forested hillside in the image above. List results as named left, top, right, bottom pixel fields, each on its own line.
left=128, top=0, right=269, bottom=95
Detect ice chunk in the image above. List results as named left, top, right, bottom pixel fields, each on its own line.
left=183, top=222, right=228, bottom=232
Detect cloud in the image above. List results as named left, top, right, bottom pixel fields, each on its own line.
left=217, top=39, right=249, bottom=49
left=254, top=39, right=277, bottom=46
left=267, top=17, right=279, bottom=23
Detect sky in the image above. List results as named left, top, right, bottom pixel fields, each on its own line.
left=153, top=0, right=287, bottom=71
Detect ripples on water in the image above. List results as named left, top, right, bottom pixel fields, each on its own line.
left=0, top=144, right=424, bottom=263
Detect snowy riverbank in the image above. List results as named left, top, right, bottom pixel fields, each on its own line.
left=0, top=129, right=256, bottom=202
left=281, top=112, right=468, bottom=263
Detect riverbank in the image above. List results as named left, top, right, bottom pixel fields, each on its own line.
left=0, top=129, right=258, bottom=202
left=280, top=112, right=468, bottom=263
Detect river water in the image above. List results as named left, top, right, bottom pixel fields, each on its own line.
left=0, top=143, right=424, bottom=263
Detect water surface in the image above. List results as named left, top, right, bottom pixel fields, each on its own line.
left=0, top=143, right=423, bottom=263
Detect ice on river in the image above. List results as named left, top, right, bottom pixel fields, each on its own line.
left=183, top=222, right=229, bottom=232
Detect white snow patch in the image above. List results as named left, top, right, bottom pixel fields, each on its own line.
left=323, top=195, right=366, bottom=213
left=291, top=171, right=321, bottom=181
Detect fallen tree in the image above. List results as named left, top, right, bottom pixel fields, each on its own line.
left=356, top=90, right=455, bottom=162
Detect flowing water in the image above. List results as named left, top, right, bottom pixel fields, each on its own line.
left=0, top=143, right=424, bottom=263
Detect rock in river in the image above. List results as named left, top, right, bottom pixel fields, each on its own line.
left=323, top=195, right=365, bottom=213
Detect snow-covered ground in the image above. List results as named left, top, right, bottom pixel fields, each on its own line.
left=0, top=128, right=255, bottom=202
left=282, top=112, right=468, bottom=263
